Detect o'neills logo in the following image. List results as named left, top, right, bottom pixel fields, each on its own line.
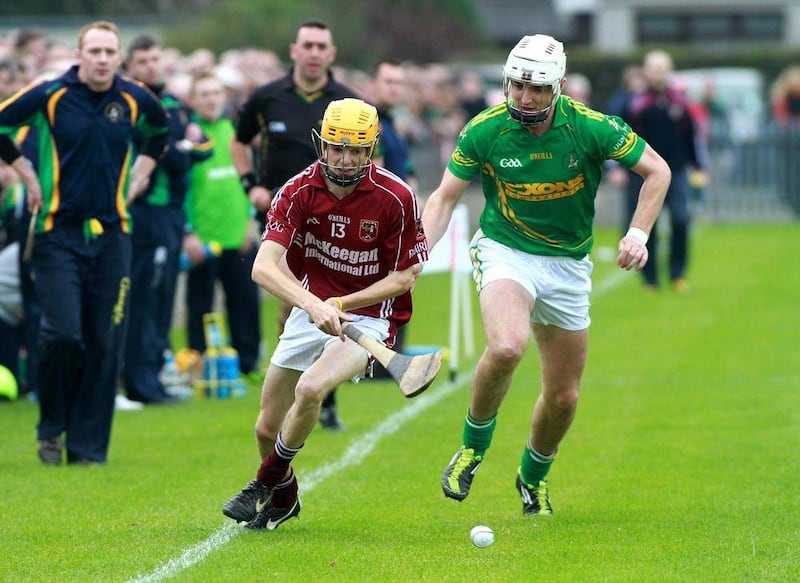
left=105, top=102, right=124, bottom=123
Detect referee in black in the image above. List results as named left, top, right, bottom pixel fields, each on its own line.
left=231, top=19, right=357, bottom=432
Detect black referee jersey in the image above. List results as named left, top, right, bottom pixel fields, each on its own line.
left=234, top=68, right=357, bottom=191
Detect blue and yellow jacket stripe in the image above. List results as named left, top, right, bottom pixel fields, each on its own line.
left=0, top=65, right=169, bottom=234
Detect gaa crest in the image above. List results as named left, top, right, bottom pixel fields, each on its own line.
left=562, top=152, right=581, bottom=171
left=360, top=219, right=378, bottom=242
left=105, top=102, right=125, bottom=123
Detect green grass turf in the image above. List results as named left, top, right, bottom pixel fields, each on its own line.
left=1, top=224, right=798, bottom=582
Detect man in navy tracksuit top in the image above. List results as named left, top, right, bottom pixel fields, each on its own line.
left=122, top=35, right=212, bottom=404
left=0, top=21, right=169, bottom=465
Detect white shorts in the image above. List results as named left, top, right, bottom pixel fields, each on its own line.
left=469, top=229, right=593, bottom=330
left=270, top=307, right=390, bottom=380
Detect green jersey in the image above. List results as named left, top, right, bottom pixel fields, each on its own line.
left=448, top=96, right=646, bottom=258
left=186, top=116, right=254, bottom=249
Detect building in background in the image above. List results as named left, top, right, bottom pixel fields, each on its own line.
left=474, top=0, right=800, bottom=51
left=4, top=3, right=800, bottom=56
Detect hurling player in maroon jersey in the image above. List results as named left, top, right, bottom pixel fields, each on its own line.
left=223, top=98, right=428, bottom=530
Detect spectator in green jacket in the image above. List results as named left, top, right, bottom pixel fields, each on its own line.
left=184, top=71, right=261, bottom=375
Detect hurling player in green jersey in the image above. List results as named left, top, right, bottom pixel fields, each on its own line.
left=423, top=34, right=671, bottom=515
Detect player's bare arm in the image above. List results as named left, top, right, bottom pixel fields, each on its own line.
left=617, top=144, right=671, bottom=271
left=422, top=169, right=471, bottom=249
left=336, top=265, right=418, bottom=313
left=252, top=239, right=350, bottom=338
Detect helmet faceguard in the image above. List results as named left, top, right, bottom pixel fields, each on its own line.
left=503, top=34, right=566, bottom=126
left=313, top=98, right=380, bottom=187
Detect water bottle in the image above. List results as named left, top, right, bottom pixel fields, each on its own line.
left=223, top=348, right=246, bottom=398
left=216, top=348, right=236, bottom=400
left=161, top=350, right=178, bottom=389
left=180, top=241, right=222, bottom=271
left=206, top=321, right=223, bottom=350
left=202, top=347, right=219, bottom=399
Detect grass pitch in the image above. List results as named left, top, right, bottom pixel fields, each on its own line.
left=1, top=224, right=798, bottom=582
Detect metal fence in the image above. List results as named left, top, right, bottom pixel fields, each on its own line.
left=699, top=122, right=800, bottom=222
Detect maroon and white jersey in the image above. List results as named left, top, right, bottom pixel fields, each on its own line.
left=264, top=161, right=428, bottom=329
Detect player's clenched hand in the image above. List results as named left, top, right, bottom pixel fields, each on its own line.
left=617, top=234, right=648, bottom=271
left=307, top=297, right=353, bottom=340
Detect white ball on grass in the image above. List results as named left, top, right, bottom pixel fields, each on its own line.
left=470, top=525, right=494, bottom=548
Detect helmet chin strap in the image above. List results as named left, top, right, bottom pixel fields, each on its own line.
left=504, top=83, right=561, bottom=127
left=323, top=166, right=366, bottom=187
left=508, top=104, right=551, bottom=126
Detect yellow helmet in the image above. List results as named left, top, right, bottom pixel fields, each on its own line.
left=313, top=98, right=380, bottom=186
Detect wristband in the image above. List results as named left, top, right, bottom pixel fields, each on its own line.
left=626, top=227, right=649, bottom=245
left=328, top=297, right=344, bottom=311
left=240, top=172, right=257, bottom=193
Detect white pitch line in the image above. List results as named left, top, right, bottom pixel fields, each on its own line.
left=129, top=267, right=629, bottom=583
left=128, top=370, right=473, bottom=583
left=593, top=266, right=633, bottom=295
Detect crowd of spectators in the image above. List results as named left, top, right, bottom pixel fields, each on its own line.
left=0, top=26, right=494, bottom=398
left=0, top=26, right=501, bottom=229
left=0, top=26, right=489, bottom=179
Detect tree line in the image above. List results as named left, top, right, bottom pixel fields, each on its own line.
left=3, top=0, right=487, bottom=68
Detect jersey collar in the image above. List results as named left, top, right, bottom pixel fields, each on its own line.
left=550, top=95, right=570, bottom=129
left=280, top=67, right=340, bottom=95
left=64, top=64, right=122, bottom=92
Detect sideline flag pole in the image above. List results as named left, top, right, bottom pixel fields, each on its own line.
left=418, top=203, right=472, bottom=379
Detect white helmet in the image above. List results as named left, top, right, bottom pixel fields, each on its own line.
left=503, top=34, right=566, bottom=126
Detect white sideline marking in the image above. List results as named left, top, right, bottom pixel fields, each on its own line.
left=128, top=268, right=629, bottom=583
left=593, top=265, right=632, bottom=295
left=127, top=371, right=473, bottom=583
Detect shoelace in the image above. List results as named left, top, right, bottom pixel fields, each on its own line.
left=452, top=448, right=479, bottom=475
left=536, top=480, right=551, bottom=510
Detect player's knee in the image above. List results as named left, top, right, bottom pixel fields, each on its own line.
left=293, top=377, right=326, bottom=406
left=549, top=387, right=580, bottom=412
left=486, top=339, right=526, bottom=368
